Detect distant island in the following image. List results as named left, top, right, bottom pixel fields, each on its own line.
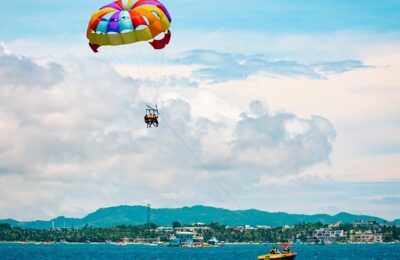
left=0, top=205, right=399, bottom=244
left=1, top=205, right=399, bottom=229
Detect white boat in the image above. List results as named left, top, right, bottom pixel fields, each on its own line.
left=169, top=231, right=204, bottom=247
left=207, top=237, right=224, bottom=247
left=106, top=238, right=129, bottom=246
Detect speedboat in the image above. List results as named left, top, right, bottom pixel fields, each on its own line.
left=257, top=252, right=297, bottom=260
left=259, top=243, right=297, bottom=260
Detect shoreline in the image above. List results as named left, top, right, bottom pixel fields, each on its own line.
left=0, top=241, right=399, bottom=245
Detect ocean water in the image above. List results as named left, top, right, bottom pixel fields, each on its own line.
left=0, top=243, right=400, bottom=260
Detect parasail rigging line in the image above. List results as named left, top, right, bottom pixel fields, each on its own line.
left=159, top=112, right=240, bottom=208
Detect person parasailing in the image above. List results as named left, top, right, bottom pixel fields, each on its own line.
left=86, top=0, right=171, bottom=129
left=144, top=105, right=159, bottom=128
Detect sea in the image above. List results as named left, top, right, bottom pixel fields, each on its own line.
left=0, top=243, right=400, bottom=260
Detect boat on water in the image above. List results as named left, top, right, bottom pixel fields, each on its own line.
left=105, top=237, right=129, bottom=246
left=207, top=237, right=225, bottom=247
left=169, top=231, right=205, bottom=247
left=257, top=252, right=297, bottom=260
left=258, top=243, right=297, bottom=260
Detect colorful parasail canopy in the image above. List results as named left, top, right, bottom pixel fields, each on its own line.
left=87, top=0, right=171, bottom=53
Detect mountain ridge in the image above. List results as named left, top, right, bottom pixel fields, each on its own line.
left=0, top=205, right=394, bottom=229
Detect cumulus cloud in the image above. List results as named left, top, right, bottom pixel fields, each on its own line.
left=0, top=43, right=64, bottom=88
left=169, top=99, right=337, bottom=179
left=174, top=49, right=371, bottom=83
left=227, top=101, right=336, bottom=175
left=0, top=45, right=336, bottom=219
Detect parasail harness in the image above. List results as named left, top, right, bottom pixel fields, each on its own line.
left=144, top=105, right=159, bottom=128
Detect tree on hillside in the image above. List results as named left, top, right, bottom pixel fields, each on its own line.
left=172, top=221, right=181, bottom=228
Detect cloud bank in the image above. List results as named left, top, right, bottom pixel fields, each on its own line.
left=230, top=101, right=336, bottom=175
left=0, top=44, right=64, bottom=88
left=0, top=45, right=336, bottom=219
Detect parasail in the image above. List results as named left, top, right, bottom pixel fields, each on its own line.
left=87, top=0, right=172, bottom=53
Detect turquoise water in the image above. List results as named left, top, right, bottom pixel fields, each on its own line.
left=1, top=243, right=400, bottom=259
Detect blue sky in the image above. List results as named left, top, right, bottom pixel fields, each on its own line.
left=0, top=1, right=399, bottom=221
left=1, top=0, right=400, bottom=38
left=171, top=0, right=400, bottom=32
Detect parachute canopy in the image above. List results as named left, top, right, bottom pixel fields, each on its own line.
left=87, top=0, right=171, bottom=52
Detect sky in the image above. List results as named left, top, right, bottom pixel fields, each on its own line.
left=0, top=0, right=399, bottom=221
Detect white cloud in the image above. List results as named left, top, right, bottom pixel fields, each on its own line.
left=0, top=45, right=336, bottom=219
left=0, top=44, right=64, bottom=88
left=1, top=29, right=399, bottom=220
left=230, top=101, right=336, bottom=175
left=244, top=51, right=400, bottom=183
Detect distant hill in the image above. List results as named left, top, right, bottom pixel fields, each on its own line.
left=0, top=205, right=391, bottom=229
left=394, top=219, right=400, bottom=226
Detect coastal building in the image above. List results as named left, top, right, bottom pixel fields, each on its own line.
left=231, top=226, right=246, bottom=232
left=373, top=233, right=383, bottom=243
left=229, top=225, right=259, bottom=231
left=350, top=231, right=383, bottom=243
left=155, top=226, right=174, bottom=234
left=282, top=225, right=294, bottom=230
left=256, top=225, right=272, bottom=230
left=353, top=220, right=380, bottom=229
left=328, top=222, right=342, bottom=229
left=312, top=228, right=346, bottom=243
left=174, top=226, right=210, bottom=233
left=191, top=222, right=206, bottom=226
left=312, top=228, right=330, bottom=242
left=331, top=230, right=346, bottom=238
left=244, top=225, right=257, bottom=230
